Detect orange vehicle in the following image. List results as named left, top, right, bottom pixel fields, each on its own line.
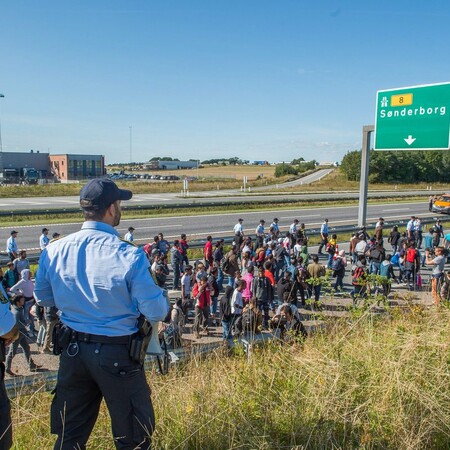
left=432, top=194, right=450, bottom=214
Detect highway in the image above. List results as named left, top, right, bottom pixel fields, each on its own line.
left=1, top=200, right=438, bottom=252
left=0, top=188, right=435, bottom=213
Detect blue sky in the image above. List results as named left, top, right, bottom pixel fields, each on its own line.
left=1, top=1, right=449, bottom=164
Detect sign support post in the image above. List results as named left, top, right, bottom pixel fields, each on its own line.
left=358, top=125, right=374, bottom=227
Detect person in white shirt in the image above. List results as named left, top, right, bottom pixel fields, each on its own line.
left=231, top=279, right=246, bottom=335
left=124, top=226, right=135, bottom=242
left=40, top=228, right=50, bottom=251
left=270, top=218, right=280, bottom=238
left=233, top=218, right=244, bottom=246
left=406, top=216, right=416, bottom=240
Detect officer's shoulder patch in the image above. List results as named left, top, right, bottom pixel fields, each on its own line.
left=119, top=238, right=138, bottom=247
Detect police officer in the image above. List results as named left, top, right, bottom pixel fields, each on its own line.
left=0, top=282, right=19, bottom=450
left=34, top=177, right=169, bottom=450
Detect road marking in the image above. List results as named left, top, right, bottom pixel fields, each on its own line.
left=117, top=224, right=182, bottom=232
left=281, top=215, right=321, bottom=219
left=382, top=208, right=410, bottom=212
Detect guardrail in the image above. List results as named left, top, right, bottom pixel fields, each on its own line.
left=2, top=215, right=448, bottom=266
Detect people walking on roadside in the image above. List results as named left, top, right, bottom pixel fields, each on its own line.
left=170, top=240, right=183, bottom=290
left=5, top=293, right=41, bottom=376
left=10, top=269, right=36, bottom=336
left=6, top=230, right=18, bottom=262
left=13, top=250, right=30, bottom=276
left=223, top=245, right=240, bottom=287
left=317, top=219, right=329, bottom=254
left=326, top=233, right=338, bottom=269
left=220, top=286, right=234, bottom=339
left=203, top=235, right=213, bottom=270
left=157, top=232, right=170, bottom=255
left=425, top=246, right=445, bottom=304
left=40, top=228, right=50, bottom=251
left=270, top=218, right=280, bottom=239
left=192, top=276, right=211, bottom=338
left=124, top=226, right=135, bottom=242
left=406, top=216, right=416, bottom=241
left=233, top=218, right=244, bottom=246
left=306, top=255, right=326, bottom=306
left=255, top=219, right=266, bottom=248
left=388, top=225, right=401, bottom=254
left=351, top=258, right=368, bottom=305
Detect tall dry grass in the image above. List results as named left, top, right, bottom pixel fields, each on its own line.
left=9, top=308, right=450, bottom=449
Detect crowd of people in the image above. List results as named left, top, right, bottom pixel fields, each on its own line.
left=2, top=213, right=450, bottom=374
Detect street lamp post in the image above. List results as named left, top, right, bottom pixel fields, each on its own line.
left=0, top=94, right=4, bottom=153
left=129, top=125, right=132, bottom=164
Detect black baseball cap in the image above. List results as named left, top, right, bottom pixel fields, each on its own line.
left=128, top=226, right=135, bottom=231
left=42, top=228, right=49, bottom=233
left=52, top=232, right=60, bottom=239
left=80, top=178, right=132, bottom=210
left=11, top=230, right=18, bottom=235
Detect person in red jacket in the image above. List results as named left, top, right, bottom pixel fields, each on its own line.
left=192, top=276, right=211, bottom=338
left=203, top=235, right=213, bottom=270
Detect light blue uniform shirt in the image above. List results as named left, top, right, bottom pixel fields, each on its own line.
left=6, top=236, right=17, bottom=254
left=40, top=233, right=50, bottom=250
left=34, top=221, right=169, bottom=336
left=0, top=284, right=15, bottom=336
left=124, top=231, right=134, bottom=242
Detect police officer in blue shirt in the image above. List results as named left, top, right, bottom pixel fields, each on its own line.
left=0, top=283, right=19, bottom=450
left=34, top=177, right=169, bottom=450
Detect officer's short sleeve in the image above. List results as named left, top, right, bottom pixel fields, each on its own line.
left=34, top=250, right=56, bottom=307
left=131, top=251, right=169, bottom=321
left=0, top=286, right=15, bottom=336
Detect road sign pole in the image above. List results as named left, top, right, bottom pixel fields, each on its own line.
left=358, top=125, right=374, bottom=227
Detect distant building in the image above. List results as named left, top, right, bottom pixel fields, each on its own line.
left=0, top=150, right=50, bottom=183
left=49, top=154, right=105, bottom=182
left=144, top=160, right=197, bottom=170
left=0, top=150, right=105, bottom=183
left=0, top=150, right=50, bottom=172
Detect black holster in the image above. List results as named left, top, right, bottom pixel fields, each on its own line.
left=52, top=322, right=72, bottom=355
left=129, top=316, right=152, bottom=365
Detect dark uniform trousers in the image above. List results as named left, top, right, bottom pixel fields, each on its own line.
left=52, top=341, right=155, bottom=450
left=0, top=361, right=13, bottom=450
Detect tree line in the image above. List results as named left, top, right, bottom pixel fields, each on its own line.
left=340, top=149, right=450, bottom=183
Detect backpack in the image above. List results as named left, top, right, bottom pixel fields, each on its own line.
left=221, top=256, right=230, bottom=273
left=220, top=290, right=232, bottom=320
left=369, top=247, right=382, bottom=262
left=352, top=266, right=365, bottom=285
left=241, top=307, right=258, bottom=333
left=326, top=243, right=336, bottom=254
left=331, top=258, right=343, bottom=276
left=406, top=248, right=418, bottom=263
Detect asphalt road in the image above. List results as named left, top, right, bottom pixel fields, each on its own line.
left=1, top=200, right=437, bottom=252
left=0, top=188, right=436, bottom=213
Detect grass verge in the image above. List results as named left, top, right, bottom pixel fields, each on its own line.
left=9, top=307, right=450, bottom=449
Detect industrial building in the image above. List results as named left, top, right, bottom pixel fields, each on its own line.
left=0, top=150, right=105, bottom=183
left=49, top=154, right=105, bottom=182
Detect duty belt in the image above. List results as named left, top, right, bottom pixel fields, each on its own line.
left=71, top=331, right=132, bottom=345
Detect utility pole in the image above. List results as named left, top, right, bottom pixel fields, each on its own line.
left=129, top=125, right=132, bottom=164
left=0, top=94, right=4, bottom=152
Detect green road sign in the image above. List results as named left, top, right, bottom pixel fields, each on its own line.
left=374, top=82, right=450, bottom=150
